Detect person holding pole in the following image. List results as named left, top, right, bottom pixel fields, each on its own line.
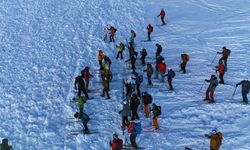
left=236, top=80, right=250, bottom=104
left=204, top=74, right=219, bottom=103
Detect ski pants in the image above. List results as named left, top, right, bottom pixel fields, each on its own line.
left=147, top=74, right=152, bottom=85
left=205, top=88, right=215, bottom=101
left=131, top=109, right=139, bottom=120
left=136, top=84, right=141, bottom=97
left=122, top=116, right=129, bottom=128
left=242, top=90, right=248, bottom=103
left=219, top=73, right=224, bottom=84
left=130, top=132, right=137, bottom=149
left=161, top=16, right=166, bottom=25
left=147, top=32, right=151, bottom=41
left=78, top=88, right=89, bottom=99
left=116, top=51, right=123, bottom=59
left=144, top=104, right=149, bottom=118
left=180, top=62, right=187, bottom=73
left=153, top=117, right=159, bottom=129
left=168, top=78, right=173, bottom=90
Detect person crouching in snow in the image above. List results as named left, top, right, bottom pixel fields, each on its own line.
left=74, top=112, right=90, bottom=134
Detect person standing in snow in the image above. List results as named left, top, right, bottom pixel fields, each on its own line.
left=157, top=60, right=167, bottom=82
left=101, top=76, right=111, bottom=99
left=98, top=50, right=105, bottom=70
left=74, top=112, right=90, bottom=134
left=152, top=103, right=161, bottom=130
left=157, top=9, right=166, bottom=25
left=119, top=99, right=130, bottom=128
left=108, top=26, right=117, bottom=42
left=103, top=56, right=112, bottom=70
left=165, top=68, right=175, bottom=91
left=128, top=42, right=135, bottom=59
left=130, top=93, right=140, bottom=120
left=217, top=47, right=230, bottom=71
left=131, top=72, right=143, bottom=97
left=180, top=53, right=189, bottom=73
left=123, top=79, right=133, bottom=97
left=140, top=48, right=147, bottom=66
left=130, top=30, right=136, bottom=48
left=236, top=80, right=250, bottom=104
left=116, top=42, right=125, bottom=59
left=204, top=74, right=219, bottom=103
left=155, top=43, right=162, bottom=58
left=142, top=92, right=152, bottom=118
left=74, top=75, right=89, bottom=99
left=215, top=60, right=225, bottom=84
left=146, top=24, right=153, bottom=41
left=127, top=121, right=138, bottom=150
left=144, top=63, right=154, bottom=86
left=130, top=53, right=137, bottom=74
left=109, top=133, right=123, bottom=150
left=205, top=129, right=223, bottom=150
left=81, top=66, right=93, bottom=91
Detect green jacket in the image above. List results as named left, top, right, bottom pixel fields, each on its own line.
left=77, top=96, right=86, bottom=108
left=117, top=43, right=124, bottom=52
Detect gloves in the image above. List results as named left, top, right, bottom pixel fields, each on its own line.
left=217, top=52, right=219, bottom=54
left=118, top=110, right=122, bottom=114
left=236, top=84, right=238, bottom=87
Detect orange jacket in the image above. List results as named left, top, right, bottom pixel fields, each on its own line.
left=218, top=64, right=225, bottom=74
left=98, top=51, right=104, bottom=61
left=147, top=25, right=153, bottom=33
left=160, top=10, right=165, bottom=17
left=210, top=132, right=223, bottom=150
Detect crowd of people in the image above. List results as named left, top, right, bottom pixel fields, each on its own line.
left=70, top=8, right=249, bottom=150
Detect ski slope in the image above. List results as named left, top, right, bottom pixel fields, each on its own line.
left=0, top=0, right=249, bottom=149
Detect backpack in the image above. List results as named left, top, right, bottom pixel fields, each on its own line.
left=148, top=94, right=152, bottom=104
left=138, top=75, right=143, bottom=84
left=116, top=138, right=123, bottom=149
left=128, top=122, right=135, bottom=133
left=135, top=122, right=142, bottom=134
left=156, top=106, right=161, bottom=116
left=171, top=70, right=175, bottom=78
left=151, top=26, right=154, bottom=32
left=226, top=49, right=231, bottom=57
left=114, top=28, right=117, bottom=33
left=121, top=43, right=125, bottom=51
left=245, top=81, right=250, bottom=92
left=134, top=32, right=136, bottom=38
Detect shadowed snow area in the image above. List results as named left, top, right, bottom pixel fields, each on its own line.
left=0, top=0, right=249, bottom=149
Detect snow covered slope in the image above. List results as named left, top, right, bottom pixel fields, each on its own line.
left=0, top=0, right=249, bottom=149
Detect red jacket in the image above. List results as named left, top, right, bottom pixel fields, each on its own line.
left=147, top=25, right=153, bottom=33
left=218, top=49, right=230, bottom=58
left=160, top=10, right=165, bottom=17
left=157, top=62, right=167, bottom=72
left=83, top=69, right=91, bottom=80
left=218, top=64, right=225, bottom=74
left=111, top=139, right=123, bottom=150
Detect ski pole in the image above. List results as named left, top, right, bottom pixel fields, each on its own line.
left=198, top=80, right=206, bottom=94
left=201, top=134, right=206, bottom=150
left=232, top=86, right=237, bottom=98
left=210, top=53, right=218, bottom=66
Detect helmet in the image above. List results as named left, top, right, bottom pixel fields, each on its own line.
left=211, top=74, right=216, bottom=78
left=85, top=66, right=90, bottom=70
left=74, top=112, right=80, bottom=118
left=113, top=133, right=118, bottom=139
left=222, top=46, right=226, bottom=49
